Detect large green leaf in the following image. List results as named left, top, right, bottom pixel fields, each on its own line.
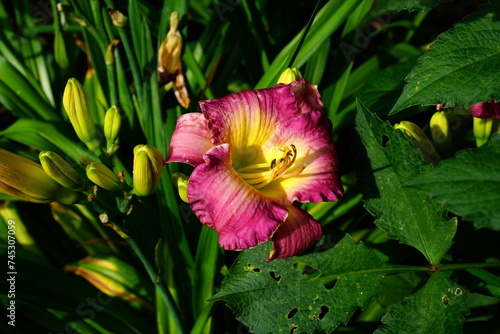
left=390, top=2, right=500, bottom=114
left=376, top=0, right=451, bottom=12
left=409, top=135, right=500, bottom=230
left=375, top=271, right=469, bottom=333
left=210, top=230, right=393, bottom=334
left=353, top=101, right=457, bottom=264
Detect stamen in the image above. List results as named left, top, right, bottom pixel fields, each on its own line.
left=238, top=144, right=305, bottom=189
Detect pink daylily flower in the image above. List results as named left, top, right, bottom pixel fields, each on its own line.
left=166, top=79, right=343, bottom=260
left=470, top=100, right=500, bottom=119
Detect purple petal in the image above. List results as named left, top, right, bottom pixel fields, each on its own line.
left=165, top=113, right=213, bottom=166
left=199, top=84, right=299, bottom=162
left=267, top=204, right=322, bottom=261
left=471, top=101, right=500, bottom=119
left=289, top=79, right=324, bottom=115
left=188, top=144, right=288, bottom=250
left=260, top=111, right=343, bottom=204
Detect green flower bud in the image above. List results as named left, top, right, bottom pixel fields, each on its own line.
left=277, top=67, right=302, bottom=85
left=104, top=106, right=121, bottom=155
left=86, top=162, right=122, bottom=191
left=172, top=172, right=189, bottom=203
left=0, top=149, right=77, bottom=205
left=39, top=151, right=84, bottom=191
left=105, top=40, right=120, bottom=66
left=394, top=121, right=441, bottom=165
left=133, top=145, right=164, bottom=197
left=108, top=9, right=128, bottom=28
left=63, top=78, right=100, bottom=152
left=430, top=111, right=451, bottom=154
left=473, top=117, right=493, bottom=147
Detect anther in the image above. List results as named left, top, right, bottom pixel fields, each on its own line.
left=270, top=159, right=276, bottom=169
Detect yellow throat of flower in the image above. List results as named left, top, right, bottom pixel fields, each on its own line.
left=237, top=144, right=305, bottom=189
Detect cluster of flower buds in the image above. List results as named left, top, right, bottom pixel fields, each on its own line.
left=0, top=78, right=165, bottom=206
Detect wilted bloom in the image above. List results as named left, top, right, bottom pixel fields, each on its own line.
left=277, top=67, right=302, bottom=85
left=471, top=100, right=500, bottom=147
left=166, top=79, right=343, bottom=260
left=394, top=121, right=441, bottom=166
left=108, top=9, right=127, bottom=27
left=158, top=12, right=190, bottom=109
left=132, top=145, right=164, bottom=196
left=0, top=149, right=77, bottom=204
left=39, top=151, right=84, bottom=191
left=104, top=106, right=121, bottom=155
left=63, top=78, right=100, bottom=152
left=470, top=100, right=500, bottom=119
left=86, top=162, right=122, bottom=191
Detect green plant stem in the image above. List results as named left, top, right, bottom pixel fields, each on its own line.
left=437, top=262, right=500, bottom=271
left=125, top=236, right=185, bottom=334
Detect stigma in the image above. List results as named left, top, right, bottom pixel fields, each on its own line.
left=237, top=144, right=305, bottom=189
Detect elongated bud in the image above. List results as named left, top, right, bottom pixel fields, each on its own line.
left=172, top=172, right=189, bottom=203
left=64, top=256, right=150, bottom=307
left=54, top=30, right=69, bottom=70
left=133, top=145, right=164, bottom=197
left=86, top=162, right=122, bottom=191
left=108, top=9, right=128, bottom=27
left=277, top=67, right=302, bottom=84
left=63, top=78, right=100, bottom=152
left=158, top=12, right=182, bottom=75
left=473, top=117, right=493, bottom=147
left=394, top=121, right=441, bottom=165
left=430, top=111, right=451, bottom=154
left=39, top=151, right=84, bottom=191
left=0, top=149, right=77, bottom=204
left=104, top=106, right=121, bottom=155
left=105, top=40, right=120, bottom=66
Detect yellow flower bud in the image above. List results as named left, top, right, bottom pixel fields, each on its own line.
left=39, top=151, right=84, bottom=191
left=132, top=145, right=164, bottom=197
left=104, top=106, right=121, bottom=155
left=172, top=172, right=189, bottom=203
left=108, top=9, right=128, bottom=28
left=0, top=149, right=77, bottom=204
left=62, top=78, right=100, bottom=152
left=394, top=121, right=441, bottom=165
left=430, top=111, right=451, bottom=154
left=277, top=67, right=302, bottom=85
left=158, top=12, right=182, bottom=75
left=473, top=117, right=493, bottom=147
left=86, top=162, right=122, bottom=191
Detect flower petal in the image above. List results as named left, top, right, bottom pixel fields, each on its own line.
left=165, top=113, right=213, bottom=166
left=188, top=144, right=288, bottom=250
left=267, top=204, right=322, bottom=261
left=261, top=111, right=343, bottom=204
left=290, top=79, right=324, bottom=115
left=199, top=85, right=299, bottom=165
left=470, top=101, right=500, bottom=119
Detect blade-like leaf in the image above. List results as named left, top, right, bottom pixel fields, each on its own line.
left=390, top=2, right=500, bottom=114
left=409, top=135, right=500, bottom=230
left=210, top=230, right=393, bottom=334
left=375, top=271, right=469, bottom=333
left=353, top=100, right=457, bottom=264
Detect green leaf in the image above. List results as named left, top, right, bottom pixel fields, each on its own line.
left=375, top=271, right=469, bottom=333
left=210, top=230, right=392, bottom=334
left=377, top=0, right=452, bottom=12
left=409, top=135, right=500, bottom=230
left=353, top=101, right=457, bottom=264
left=390, top=2, right=500, bottom=114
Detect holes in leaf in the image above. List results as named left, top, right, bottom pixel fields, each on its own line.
left=286, top=307, right=298, bottom=319
left=381, top=135, right=390, bottom=147
left=441, top=295, right=449, bottom=306
left=293, top=262, right=319, bottom=277
left=319, top=305, right=329, bottom=320
left=253, top=268, right=261, bottom=273
left=455, top=288, right=463, bottom=295
left=270, top=271, right=281, bottom=282
left=290, top=325, right=298, bottom=334
left=323, top=279, right=337, bottom=290
left=243, top=263, right=260, bottom=273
